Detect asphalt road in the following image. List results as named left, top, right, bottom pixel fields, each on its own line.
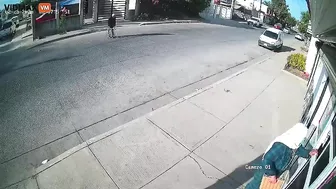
left=0, top=23, right=297, bottom=171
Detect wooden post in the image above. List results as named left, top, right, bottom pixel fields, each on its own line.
left=55, top=1, right=60, bottom=31
left=79, top=0, right=84, bottom=26
left=31, top=12, right=36, bottom=40
left=134, top=0, right=140, bottom=17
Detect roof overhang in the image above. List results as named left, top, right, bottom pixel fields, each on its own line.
left=310, top=0, right=336, bottom=43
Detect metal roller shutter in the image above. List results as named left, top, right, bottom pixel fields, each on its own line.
left=98, top=0, right=125, bottom=19
left=98, top=0, right=112, bottom=19
left=112, top=0, right=126, bottom=19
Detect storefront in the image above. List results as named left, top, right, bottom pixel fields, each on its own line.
left=280, top=1, right=336, bottom=188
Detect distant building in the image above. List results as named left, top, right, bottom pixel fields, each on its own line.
left=235, top=0, right=268, bottom=21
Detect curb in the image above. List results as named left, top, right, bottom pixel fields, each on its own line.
left=139, top=20, right=199, bottom=26
left=281, top=69, right=308, bottom=83
left=26, top=30, right=93, bottom=49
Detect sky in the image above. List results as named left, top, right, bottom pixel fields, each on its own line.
left=263, top=0, right=308, bottom=20
left=286, top=0, right=308, bottom=20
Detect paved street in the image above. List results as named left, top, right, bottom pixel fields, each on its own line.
left=0, top=22, right=298, bottom=188
left=2, top=41, right=306, bottom=189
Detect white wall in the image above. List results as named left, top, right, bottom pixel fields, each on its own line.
left=236, top=0, right=267, bottom=12
left=200, top=4, right=232, bottom=20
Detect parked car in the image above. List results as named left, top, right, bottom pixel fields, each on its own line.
left=11, top=16, right=19, bottom=27
left=295, top=34, right=304, bottom=41
left=0, top=20, right=16, bottom=39
left=283, top=28, right=290, bottom=34
left=247, top=17, right=262, bottom=27
left=258, top=28, right=284, bottom=51
left=274, top=23, right=282, bottom=30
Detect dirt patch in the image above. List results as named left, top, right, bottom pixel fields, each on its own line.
left=284, top=65, right=309, bottom=81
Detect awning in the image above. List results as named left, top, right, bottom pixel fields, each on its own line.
left=310, top=0, right=336, bottom=43
left=60, top=0, right=79, bottom=6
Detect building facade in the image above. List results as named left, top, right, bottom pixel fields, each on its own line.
left=83, top=0, right=127, bottom=23
left=281, top=1, right=336, bottom=188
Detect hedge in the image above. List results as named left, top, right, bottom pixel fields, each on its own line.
left=287, top=53, right=306, bottom=72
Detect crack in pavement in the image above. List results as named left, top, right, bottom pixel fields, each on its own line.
left=188, top=155, right=221, bottom=180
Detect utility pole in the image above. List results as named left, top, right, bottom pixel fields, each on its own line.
left=259, top=0, right=262, bottom=18
left=251, top=0, right=254, bottom=17
left=230, top=0, right=235, bottom=19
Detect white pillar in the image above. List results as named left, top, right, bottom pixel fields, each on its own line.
left=93, top=0, right=98, bottom=23
left=305, top=36, right=319, bottom=75
left=79, top=0, right=84, bottom=26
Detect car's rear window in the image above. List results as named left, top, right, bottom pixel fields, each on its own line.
left=263, top=30, right=278, bottom=40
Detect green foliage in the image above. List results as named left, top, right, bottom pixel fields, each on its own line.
left=20, top=0, right=36, bottom=6
left=59, top=15, right=67, bottom=34
left=138, top=0, right=209, bottom=19
left=266, top=0, right=297, bottom=28
left=287, top=53, right=306, bottom=71
left=298, top=11, right=310, bottom=34
left=301, top=11, right=310, bottom=24
left=263, top=1, right=271, bottom=6
left=286, top=16, right=296, bottom=27
left=298, top=22, right=307, bottom=34
left=187, top=0, right=210, bottom=15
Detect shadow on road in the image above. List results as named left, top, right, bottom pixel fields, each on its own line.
left=0, top=35, right=14, bottom=46
left=200, top=18, right=257, bottom=30
left=116, top=33, right=173, bottom=38
left=279, top=46, right=296, bottom=53
left=205, top=155, right=263, bottom=189
left=0, top=54, right=83, bottom=77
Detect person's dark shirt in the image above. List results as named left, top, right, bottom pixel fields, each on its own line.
left=108, top=16, right=116, bottom=28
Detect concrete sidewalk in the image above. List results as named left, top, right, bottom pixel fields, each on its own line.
left=3, top=48, right=307, bottom=189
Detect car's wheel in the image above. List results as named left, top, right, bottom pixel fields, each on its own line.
left=274, top=45, right=283, bottom=52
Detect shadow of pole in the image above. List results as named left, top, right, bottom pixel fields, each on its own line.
left=205, top=155, right=263, bottom=189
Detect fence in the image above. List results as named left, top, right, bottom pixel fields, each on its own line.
left=34, top=15, right=81, bottom=39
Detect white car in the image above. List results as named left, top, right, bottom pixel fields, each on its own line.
left=295, top=34, right=304, bottom=41
left=247, top=17, right=262, bottom=28
left=258, top=28, right=284, bottom=51
left=0, top=21, right=16, bottom=39
left=283, top=28, right=290, bottom=34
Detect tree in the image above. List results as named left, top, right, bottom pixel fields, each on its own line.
left=20, top=0, right=34, bottom=5
left=300, top=11, right=310, bottom=24
left=266, top=0, right=290, bottom=25
left=263, top=1, right=271, bottom=6
left=298, top=11, right=310, bottom=34
left=286, top=16, right=296, bottom=27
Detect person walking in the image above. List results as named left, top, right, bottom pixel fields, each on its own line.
left=108, top=14, right=116, bottom=38
left=245, top=123, right=318, bottom=189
